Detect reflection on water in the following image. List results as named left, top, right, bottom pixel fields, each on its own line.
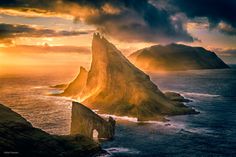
left=0, top=67, right=77, bottom=135
left=0, top=66, right=236, bottom=156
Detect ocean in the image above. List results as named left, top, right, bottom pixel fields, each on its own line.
left=0, top=65, right=235, bottom=157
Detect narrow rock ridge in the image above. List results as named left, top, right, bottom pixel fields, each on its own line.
left=62, top=33, right=197, bottom=121
left=71, top=101, right=115, bottom=140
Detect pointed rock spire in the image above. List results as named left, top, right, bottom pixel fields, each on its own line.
left=62, top=33, right=197, bottom=121
left=62, top=66, right=88, bottom=99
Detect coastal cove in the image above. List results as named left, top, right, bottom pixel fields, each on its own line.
left=0, top=65, right=235, bottom=156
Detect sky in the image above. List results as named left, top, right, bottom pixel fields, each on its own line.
left=0, top=0, right=236, bottom=69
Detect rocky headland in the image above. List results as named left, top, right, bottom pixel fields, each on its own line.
left=0, top=103, right=101, bottom=157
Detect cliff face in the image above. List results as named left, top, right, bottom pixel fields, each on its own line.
left=71, top=101, right=115, bottom=140
left=0, top=103, right=101, bottom=157
left=62, top=33, right=197, bottom=121
left=129, top=43, right=229, bottom=71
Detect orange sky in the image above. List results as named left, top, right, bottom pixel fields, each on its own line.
left=0, top=3, right=236, bottom=68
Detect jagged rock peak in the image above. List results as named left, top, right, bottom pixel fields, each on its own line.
left=61, top=66, right=88, bottom=98
left=79, top=66, right=87, bottom=74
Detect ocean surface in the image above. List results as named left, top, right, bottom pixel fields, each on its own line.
left=0, top=65, right=236, bottom=157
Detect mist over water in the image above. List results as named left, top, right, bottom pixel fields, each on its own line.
left=0, top=65, right=236, bottom=156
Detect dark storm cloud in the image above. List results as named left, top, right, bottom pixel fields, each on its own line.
left=84, top=0, right=194, bottom=42
left=0, top=23, right=91, bottom=45
left=0, top=23, right=89, bottom=38
left=218, top=22, right=236, bottom=35
left=1, top=0, right=236, bottom=42
left=168, top=0, right=236, bottom=35
left=0, top=0, right=194, bottom=43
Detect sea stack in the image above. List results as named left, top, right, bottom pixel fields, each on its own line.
left=129, top=43, right=229, bottom=71
left=62, top=33, right=197, bottom=121
left=71, top=101, right=115, bottom=140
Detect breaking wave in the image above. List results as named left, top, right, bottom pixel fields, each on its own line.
left=105, top=147, right=140, bottom=154
left=98, top=113, right=138, bottom=123
left=182, top=92, right=221, bottom=98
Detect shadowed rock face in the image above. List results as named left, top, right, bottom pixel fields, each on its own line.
left=71, top=102, right=115, bottom=140
left=62, top=33, right=197, bottom=121
left=0, top=103, right=101, bottom=157
left=129, top=44, right=229, bottom=71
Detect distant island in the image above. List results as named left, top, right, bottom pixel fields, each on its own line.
left=129, top=44, right=229, bottom=71
left=53, top=33, right=198, bottom=121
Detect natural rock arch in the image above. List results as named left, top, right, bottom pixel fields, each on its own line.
left=71, top=102, right=115, bottom=140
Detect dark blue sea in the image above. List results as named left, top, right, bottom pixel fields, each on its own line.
left=101, top=65, right=236, bottom=157
left=0, top=65, right=235, bottom=157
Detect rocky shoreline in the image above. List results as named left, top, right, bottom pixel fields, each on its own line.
left=0, top=103, right=102, bottom=157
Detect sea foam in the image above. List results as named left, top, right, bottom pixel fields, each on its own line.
left=182, top=92, right=220, bottom=97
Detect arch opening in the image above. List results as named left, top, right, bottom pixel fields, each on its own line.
left=92, top=129, right=99, bottom=141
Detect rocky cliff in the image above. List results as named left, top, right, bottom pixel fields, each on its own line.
left=129, top=43, right=229, bottom=71
left=61, top=33, right=197, bottom=121
left=71, top=101, right=115, bottom=140
left=0, top=103, right=101, bottom=157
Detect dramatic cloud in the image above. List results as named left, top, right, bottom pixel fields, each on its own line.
left=0, top=23, right=90, bottom=38
left=0, top=0, right=194, bottom=43
left=169, top=0, right=236, bottom=35
left=0, top=23, right=91, bottom=45
left=0, top=0, right=236, bottom=42
left=78, top=0, right=194, bottom=43
left=217, top=22, right=236, bottom=35
left=0, top=44, right=90, bottom=54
